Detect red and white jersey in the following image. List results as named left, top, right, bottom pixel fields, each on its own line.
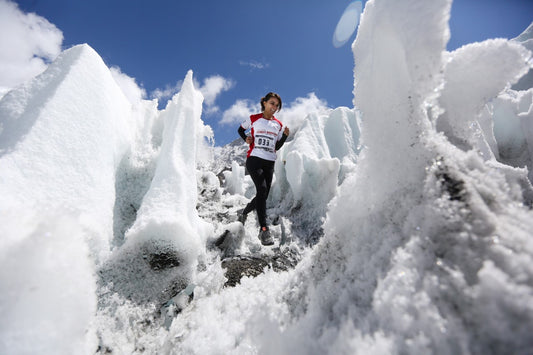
left=240, top=113, right=284, bottom=161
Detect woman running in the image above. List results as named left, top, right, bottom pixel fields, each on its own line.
left=237, top=92, right=289, bottom=245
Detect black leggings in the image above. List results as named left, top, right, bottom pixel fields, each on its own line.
left=243, top=156, right=275, bottom=228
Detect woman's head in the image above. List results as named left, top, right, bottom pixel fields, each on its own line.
left=260, top=92, right=282, bottom=112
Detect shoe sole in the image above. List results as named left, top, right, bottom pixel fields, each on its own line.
left=260, top=237, right=274, bottom=246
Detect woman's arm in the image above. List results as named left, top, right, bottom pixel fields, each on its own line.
left=237, top=126, right=247, bottom=141
left=275, top=126, right=290, bottom=150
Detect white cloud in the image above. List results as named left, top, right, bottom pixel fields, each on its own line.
left=150, top=81, right=183, bottom=104
left=151, top=74, right=234, bottom=113
left=110, top=66, right=147, bottom=105
left=220, top=99, right=258, bottom=125
left=220, top=92, right=330, bottom=131
left=0, top=0, right=63, bottom=96
left=199, top=75, right=234, bottom=107
left=239, top=60, right=269, bottom=70
left=277, top=93, right=330, bottom=132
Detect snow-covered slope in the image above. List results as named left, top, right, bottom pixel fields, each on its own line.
left=1, top=0, right=533, bottom=354
left=0, top=44, right=139, bottom=258
left=0, top=44, right=140, bottom=354
left=273, top=1, right=533, bottom=353
left=0, top=44, right=214, bottom=353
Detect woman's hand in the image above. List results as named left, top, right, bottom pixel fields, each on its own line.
left=284, top=126, right=290, bottom=136
left=246, top=136, right=253, bottom=145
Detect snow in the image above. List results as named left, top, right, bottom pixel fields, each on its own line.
left=0, top=216, right=97, bottom=354
left=1, top=0, right=533, bottom=354
left=437, top=39, right=531, bottom=155
left=223, top=160, right=247, bottom=196
left=99, top=70, right=214, bottom=306
left=0, top=44, right=138, bottom=261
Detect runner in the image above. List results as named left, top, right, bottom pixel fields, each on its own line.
left=237, top=92, right=289, bottom=245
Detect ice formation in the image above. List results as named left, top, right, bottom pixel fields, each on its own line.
left=1, top=0, right=533, bottom=354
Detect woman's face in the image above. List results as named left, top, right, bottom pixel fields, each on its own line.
left=263, top=97, right=280, bottom=117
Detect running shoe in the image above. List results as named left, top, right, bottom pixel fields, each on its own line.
left=258, top=227, right=274, bottom=246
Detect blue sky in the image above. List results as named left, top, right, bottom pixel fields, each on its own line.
left=5, top=0, right=533, bottom=145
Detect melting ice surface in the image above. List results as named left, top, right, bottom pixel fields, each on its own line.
left=1, top=0, right=533, bottom=354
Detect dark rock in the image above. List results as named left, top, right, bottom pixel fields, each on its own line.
left=221, top=248, right=301, bottom=287
left=145, top=250, right=181, bottom=271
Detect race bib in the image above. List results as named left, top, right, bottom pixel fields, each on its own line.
left=254, top=133, right=275, bottom=152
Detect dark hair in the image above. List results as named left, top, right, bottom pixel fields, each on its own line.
left=260, top=92, right=282, bottom=112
